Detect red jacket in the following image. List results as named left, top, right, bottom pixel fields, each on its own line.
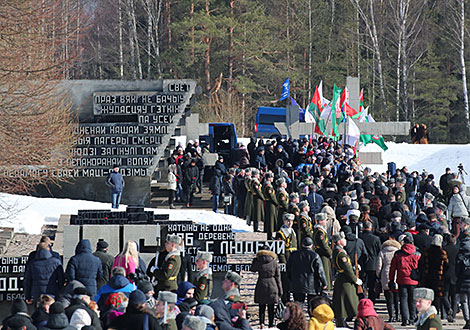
left=389, top=244, right=421, bottom=285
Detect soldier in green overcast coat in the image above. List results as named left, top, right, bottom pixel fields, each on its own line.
left=414, top=287, right=442, bottom=330
left=151, top=234, right=182, bottom=293
left=244, top=168, right=253, bottom=226
left=298, top=200, right=313, bottom=245
left=193, top=251, right=213, bottom=303
left=263, top=172, right=278, bottom=239
left=313, top=212, right=332, bottom=290
left=275, top=213, right=297, bottom=303
left=276, top=178, right=289, bottom=230
left=251, top=169, right=265, bottom=232
left=288, top=192, right=301, bottom=249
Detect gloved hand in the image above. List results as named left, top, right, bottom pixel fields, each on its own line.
left=388, top=281, right=397, bottom=290
left=356, top=278, right=363, bottom=286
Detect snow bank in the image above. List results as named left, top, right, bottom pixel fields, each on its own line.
left=0, top=193, right=251, bottom=235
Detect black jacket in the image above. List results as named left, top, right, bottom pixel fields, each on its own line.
left=2, top=314, right=37, bottom=330
left=344, top=232, right=369, bottom=270
left=65, top=299, right=102, bottom=330
left=39, top=312, right=75, bottom=330
left=456, top=233, right=470, bottom=294
left=444, top=242, right=459, bottom=284
left=183, top=164, right=200, bottom=185
left=210, top=298, right=251, bottom=330
left=286, top=248, right=327, bottom=295
left=359, top=230, right=381, bottom=271
left=108, top=305, right=162, bottom=330
left=93, top=249, right=114, bottom=290
left=414, top=231, right=432, bottom=253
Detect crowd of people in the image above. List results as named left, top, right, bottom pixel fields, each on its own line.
left=5, top=135, right=470, bottom=330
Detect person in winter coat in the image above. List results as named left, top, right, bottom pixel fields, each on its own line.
left=251, top=246, right=282, bottom=328
left=94, top=267, right=135, bottom=310
left=93, top=240, right=113, bottom=291
left=176, top=281, right=196, bottom=305
left=112, top=241, right=139, bottom=277
left=321, top=202, right=341, bottom=239
left=448, top=184, right=470, bottom=237
left=419, top=234, right=448, bottom=315
left=414, top=288, right=443, bottom=330
left=105, top=165, right=125, bottom=209
left=2, top=298, right=37, bottom=330
left=40, top=302, right=75, bottom=330
left=195, top=305, right=217, bottom=330
left=456, top=217, right=470, bottom=329
left=65, top=287, right=102, bottom=330
left=359, top=221, right=381, bottom=303
left=24, top=243, right=65, bottom=304
left=276, top=302, right=307, bottom=330
left=66, top=239, right=103, bottom=298
left=342, top=226, right=369, bottom=276
left=32, top=295, right=54, bottom=328
left=307, top=296, right=334, bottom=330
left=222, top=174, right=236, bottom=215
left=183, top=158, right=200, bottom=208
left=389, top=233, right=421, bottom=326
left=354, top=298, right=395, bottom=330
left=168, top=164, right=177, bottom=208
left=442, top=233, right=459, bottom=322
left=108, top=290, right=162, bottom=330
left=376, top=237, right=401, bottom=322
left=210, top=171, right=221, bottom=213
left=287, top=237, right=327, bottom=304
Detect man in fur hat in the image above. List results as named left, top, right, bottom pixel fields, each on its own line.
left=149, top=234, right=182, bottom=293
left=313, top=212, right=332, bottom=290
left=251, top=169, right=265, bottom=232
left=288, top=192, right=301, bottom=249
left=276, top=177, right=289, bottom=230
left=156, top=291, right=178, bottom=330
left=263, top=172, right=278, bottom=240
left=193, top=251, right=213, bottom=303
left=275, top=213, right=297, bottom=303
left=298, top=200, right=313, bottom=246
left=414, top=287, right=442, bottom=330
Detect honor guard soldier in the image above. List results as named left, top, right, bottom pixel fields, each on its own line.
left=251, top=169, right=265, bottom=232
left=150, top=234, right=182, bottom=293
left=288, top=192, right=301, bottom=249
left=414, top=288, right=442, bottom=330
left=193, top=251, right=213, bottom=303
left=156, top=291, right=178, bottom=330
left=276, top=178, right=289, bottom=230
left=298, top=200, right=313, bottom=246
left=313, top=212, right=333, bottom=290
left=244, top=168, right=253, bottom=226
left=332, top=232, right=361, bottom=328
left=275, top=213, right=297, bottom=303
left=263, top=172, right=279, bottom=240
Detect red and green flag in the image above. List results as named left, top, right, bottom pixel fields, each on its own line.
left=331, top=84, right=342, bottom=137
left=306, top=86, right=326, bottom=135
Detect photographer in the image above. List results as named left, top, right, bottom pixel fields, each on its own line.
left=183, top=158, right=200, bottom=208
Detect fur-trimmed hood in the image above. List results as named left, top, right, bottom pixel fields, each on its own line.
left=381, top=239, right=401, bottom=250
left=256, top=249, right=277, bottom=259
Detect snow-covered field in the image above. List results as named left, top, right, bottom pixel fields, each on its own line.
left=1, top=142, right=470, bottom=235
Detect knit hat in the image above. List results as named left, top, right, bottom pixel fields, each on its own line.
left=298, top=201, right=309, bottom=210
left=332, top=232, right=345, bottom=243
left=183, top=315, right=206, bottom=330
left=302, top=237, right=314, bottom=247
left=11, top=298, right=27, bottom=314
left=166, top=234, right=182, bottom=244
left=356, top=299, right=378, bottom=318
left=315, top=213, right=327, bottom=221
left=129, top=289, right=147, bottom=305
left=96, top=239, right=108, bottom=249
left=195, top=305, right=214, bottom=320
left=283, top=213, right=295, bottom=221
left=73, top=287, right=92, bottom=297
left=350, top=201, right=359, bottom=210
left=391, top=211, right=402, bottom=219
left=158, top=291, right=177, bottom=304
left=414, top=287, right=434, bottom=301
left=225, top=271, right=242, bottom=286
left=105, top=293, right=124, bottom=308
left=137, top=280, right=154, bottom=294
left=47, top=302, right=65, bottom=315
left=342, top=195, right=351, bottom=206
left=196, top=251, right=213, bottom=263
left=432, top=234, right=443, bottom=247
left=435, top=202, right=447, bottom=212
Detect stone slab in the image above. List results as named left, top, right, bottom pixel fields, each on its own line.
left=358, top=151, right=383, bottom=165
left=82, top=225, right=120, bottom=257
left=346, top=77, right=361, bottom=112
left=63, top=225, right=80, bottom=267
left=123, top=225, right=161, bottom=266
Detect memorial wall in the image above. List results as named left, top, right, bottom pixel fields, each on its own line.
left=33, top=79, right=197, bottom=205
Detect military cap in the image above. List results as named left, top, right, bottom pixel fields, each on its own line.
left=436, top=202, right=447, bottom=211
left=166, top=234, right=182, bottom=244
left=289, top=192, right=299, bottom=200
left=315, top=213, right=327, bottom=221
left=298, top=201, right=309, bottom=210
left=245, top=168, right=252, bottom=174
left=252, top=169, right=259, bottom=175
left=397, top=177, right=406, bottom=184
left=265, top=172, right=274, bottom=179
left=360, top=204, right=370, bottom=212
left=332, top=232, right=345, bottom=243
left=283, top=213, right=295, bottom=221
left=414, top=287, right=434, bottom=301
left=276, top=177, right=286, bottom=186
left=157, top=291, right=177, bottom=304
left=225, top=271, right=242, bottom=286
left=196, top=251, right=213, bottom=263
left=183, top=316, right=206, bottom=330
left=424, top=192, right=435, bottom=201
left=391, top=211, right=402, bottom=219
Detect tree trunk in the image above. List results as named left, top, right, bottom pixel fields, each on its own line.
left=286, top=0, right=290, bottom=70
left=400, top=0, right=409, bottom=119
left=147, top=0, right=153, bottom=79
left=204, top=0, right=211, bottom=97
left=396, top=5, right=402, bottom=122
left=97, top=24, right=103, bottom=79
left=129, top=0, right=142, bottom=79
left=190, top=0, right=195, bottom=63
left=118, top=0, right=124, bottom=78
left=126, top=0, right=137, bottom=80
left=327, top=0, right=335, bottom=63
left=459, top=0, right=470, bottom=136
left=227, top=0, right=234, bottom=107
left=308, top=0, right=312, bottom=102
left=153, top=0, right=163, bottom=77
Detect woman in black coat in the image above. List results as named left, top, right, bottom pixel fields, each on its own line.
left=251, top=247, right=282, bottom=328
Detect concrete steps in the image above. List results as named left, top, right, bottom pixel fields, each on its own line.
left=0, top=227, right=14, bottom=254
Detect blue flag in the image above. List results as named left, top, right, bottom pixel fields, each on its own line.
left=291, top=97, right=305, bottom=121
left=280, top=78, right=289, bottom=101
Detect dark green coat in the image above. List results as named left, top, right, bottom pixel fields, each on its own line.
left=263, top=182, right=279, bottom=235
left=93, top=249, right=114, bottom=290
left=332, top=246, right=358, bottom=319
left=275, top=226, right=298, bottom=265
left=244, top=177, right=253, bottom=218
left=154, top=250, right=181, bottom=292
left=193, top=267, right=212, bottom=303
left=159, top=317, right=177, bottom=330
left=299, top=212, right=313, bottom=246
left=313, top=225, right=332, bottom=290
left=276, top=188, right=289, bottom=229
left=251, top=178, right=265, bottom=222
left=288, top=203, right=301, bottom=249
left=416, top=313, right=442, bottom=330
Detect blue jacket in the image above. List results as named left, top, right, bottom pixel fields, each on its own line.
left=106, top=171, right=125, bottom=192
left=65, top=240, right=103, bottom=297
left=24, top=249, right=64, bottom=301
left=307, top=192, right=324, bottom=215
left=95, top=275, right=135, bottom=309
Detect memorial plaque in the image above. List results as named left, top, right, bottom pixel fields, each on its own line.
left=0, top=257, right=27, bottom=301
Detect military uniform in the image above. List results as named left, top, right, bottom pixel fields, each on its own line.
left=416, top=313, right=442, bottom=330
left=153, top=249, right=181, bottom=292
left=263, top=182, right=279, bottom=238
left=313, top=224, right=332, bottom=290
left=332, top=245, right=359, bottom=319
left=193, top=267, right=212, bottom=303
left=277, top=188, right=289, bottom=229
left=396, top=186, right=406, bottom=204
left=288, top=202, right=301, bottom=249
left=244, top=176, right=253, bottom=220
left=299, top=211, right=313, bottom=246
left=251, top=178, right=265, bottom=232
left=275, top=225, right=297, bottom=303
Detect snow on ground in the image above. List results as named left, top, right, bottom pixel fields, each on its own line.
left=361, top=142, right=470, bottom=182
left=2, top=142, right=470, bottom=235
left=0, top=193, right=251, bottom=235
